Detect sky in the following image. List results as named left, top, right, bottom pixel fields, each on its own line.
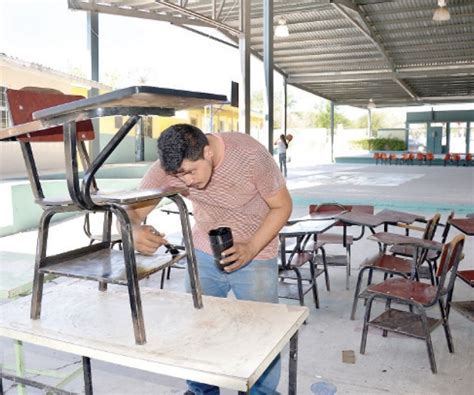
left=1, top=0, right=472, bottom=122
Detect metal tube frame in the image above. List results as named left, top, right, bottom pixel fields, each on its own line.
left=26, top=104, right=202, bottom=345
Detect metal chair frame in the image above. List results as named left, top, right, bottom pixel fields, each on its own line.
left=360, top=234, right=465, bottom=373
left=350, top=214, right=441, bottom=320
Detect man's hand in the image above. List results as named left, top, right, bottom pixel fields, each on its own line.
left=132, top=225, right=168, bottom=255
left=219, top=242, right=258, bottom=273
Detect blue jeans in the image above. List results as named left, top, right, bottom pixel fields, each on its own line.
left=278, top=153, right=287, bottom=177
left=185, top=250, right=281, bottom=395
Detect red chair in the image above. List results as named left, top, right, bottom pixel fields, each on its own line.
left=425, top=152, right=434, bottom=166
left=373, top=152, right=381, bottom=165
left=389, top=153, right=398, bottom=165
left=379, top=152, right=388, bottom=164
left=360, top=234, right=465, bottom=373
left=416, top=152, right=425, bottom=165
left=6, top=88, right=95, bottom=206
left=402, top=152, right=414, bottom=165
left=350, top=213, right=441, bottom=320
left=452, top=153, right=461, bottom=166
left=464, top=153, right=472, bottom=166
left=390, top=212, right=454, bottom=285
left=443, top=153, right=451, bottom=166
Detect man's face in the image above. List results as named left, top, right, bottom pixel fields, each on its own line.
left=173, top=146, right=214, bottom=190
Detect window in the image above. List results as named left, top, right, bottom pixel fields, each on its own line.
left=114, top=116, right=123, bottom=129
left=0, top=86, right=10, bottom=129
left=142, top=117, right=153, bottom=138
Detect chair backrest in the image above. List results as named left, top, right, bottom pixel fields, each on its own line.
left=6, top=88, right=94, bottom=142
left=309, top=203, right=346, bottom=214
left=422, top=213, right=440, bottom=241
left=440, top=211, right=455, bottom=244
left=435, top=234, right=465, bottom=295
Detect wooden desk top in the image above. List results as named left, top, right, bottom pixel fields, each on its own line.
left=0, top=281, right=308, bottom=391
left=0, top=86, right=227, bottom=141
left=336, top=212, right=383, bottom=227
left=33, top=86, right=227, bottom=120
left=368, top=232, right=443, bottom=251
left=375, top=209, right=425, bottom=224
left=280, top=219, right=335, bottom=237
left=449, top=218, right=474, bottom=236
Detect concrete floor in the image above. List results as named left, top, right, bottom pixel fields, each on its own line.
left=1, top=163, right=473, bottom=394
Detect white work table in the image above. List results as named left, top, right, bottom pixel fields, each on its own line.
left=0, top=280, right=308, bottom=394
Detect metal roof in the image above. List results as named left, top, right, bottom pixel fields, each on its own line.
left=68, top=0, right=474, bottom=108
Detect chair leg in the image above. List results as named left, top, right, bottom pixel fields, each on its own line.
left=345, top=245, right=351, bottom=290
left=309, top=256, right=320, bottom=309
left=438, top=299, right=454, bottom=353
left=319, top=247, right=330, bottom=291
left=160, top=269, right=166, bottom=289
left=292, top=268, right=305, bottom=307
left=31, top=210, right=55, bottom=320
left=351, top=266, right=369, bottom=320
left=360, top=294, right=375, bottom=354
left=419, top=308, right=437, bottom=374
left=382, top=299, right=391, bottom=337
left=427, top=262, right=436, bottom=285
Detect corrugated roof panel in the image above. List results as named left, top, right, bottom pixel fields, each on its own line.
left=70, top=0, right=474, bottom=107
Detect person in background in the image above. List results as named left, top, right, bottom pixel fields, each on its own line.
left=275, top=134, right=288, bottom=177
left=126, top=124, right=292, bottom=395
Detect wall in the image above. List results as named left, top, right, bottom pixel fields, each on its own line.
left=378, top=128, right=406, bottom=140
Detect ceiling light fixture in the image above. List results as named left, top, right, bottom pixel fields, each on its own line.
left=275, top=19, right=289, bottom=38
left=433, top=0, right=450, bottom=21
left=367, top=98, right=376, bottom=109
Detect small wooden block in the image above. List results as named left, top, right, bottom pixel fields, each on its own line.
left=342, top=350, right=356, bottom=364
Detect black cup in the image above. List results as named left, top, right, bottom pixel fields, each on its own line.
left=209, top=227, right=235, bottom=270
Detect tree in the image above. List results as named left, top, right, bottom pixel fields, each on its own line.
left=251, top=88, right=297, bottom=129
left=354, top=111, right=405, bottom=134
left=312, top=102, right=351, bottom=129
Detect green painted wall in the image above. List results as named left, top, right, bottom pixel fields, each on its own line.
left=0, top=178, right=141, bottom=237
left=100, top=134, right=158, bottom=164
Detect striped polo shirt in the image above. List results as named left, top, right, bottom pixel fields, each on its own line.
left=139, top=132, right=286, bottom=260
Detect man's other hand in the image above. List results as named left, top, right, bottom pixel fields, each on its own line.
left=220, top=242, right=258, bottom=273
left=132, top=225, right=168, bottom=255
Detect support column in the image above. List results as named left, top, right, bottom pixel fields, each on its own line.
left=330, top=101, right=335, bottom=163
left=87, top=11, right=100, bottom=161
left=263, top=0, right=274, bottom=153
left=446, top=122, right=450, bottom=152
left=135, top=118, right=144, bottom=162
left=209, top=105, right=214, bottom=133
left=282, top=77, right=288, bottom=136
left=239, top=0, right=251, bottom=135
left=367, top=108, right=372, bottom=138
left=466, top=121, right=470, bottom=154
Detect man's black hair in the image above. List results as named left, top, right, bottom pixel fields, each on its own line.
left=157, top=124, right=209, bottom=173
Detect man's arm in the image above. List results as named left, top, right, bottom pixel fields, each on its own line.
left=220, top=186, right=292, bottom=272
left=126, top=199, right=168, bottom=255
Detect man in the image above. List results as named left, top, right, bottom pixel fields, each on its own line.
left=127, top=124, right=292, bottom=395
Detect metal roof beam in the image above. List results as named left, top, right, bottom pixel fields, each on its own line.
left=67, top=0, right=210, bottom=27
left=156, top=1, right=241, bottom=34
left=288, top=65, right=474, bottom=83
left=332, top=2, right=418, bottom=100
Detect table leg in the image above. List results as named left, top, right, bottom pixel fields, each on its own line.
left=170, top=195, right=203, bottom=309
left=289, top=331, right=298, bottom=395
left=279, top=235, right=286, bottom=268
left=112, top=205, right=146, bottom=345
left=82, top=357, right=93, bottom=395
